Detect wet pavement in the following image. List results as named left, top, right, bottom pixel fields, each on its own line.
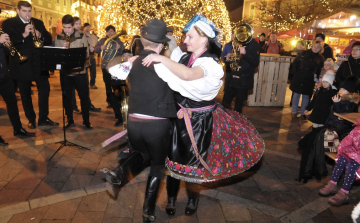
left=0, top=67, right=358, bottom=223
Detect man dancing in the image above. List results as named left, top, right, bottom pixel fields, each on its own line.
left=105, top=19, right=176, bottom=223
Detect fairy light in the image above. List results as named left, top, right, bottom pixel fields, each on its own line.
left=97, top=0, right=232, bottom=45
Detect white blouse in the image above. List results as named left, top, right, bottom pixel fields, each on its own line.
left=154, top=47, right=224, bottom=102
left=108, top=47, right=224, bottom=102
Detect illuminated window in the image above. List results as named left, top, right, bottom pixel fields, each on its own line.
left=249, top=3, right=256, bottom=20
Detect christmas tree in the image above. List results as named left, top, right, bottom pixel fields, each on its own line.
left=97, top=0, right=232, bottom=45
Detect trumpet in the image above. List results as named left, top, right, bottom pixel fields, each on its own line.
left=28, top=18, right=43, bottom=48
left=0, top=29, right=28, bottom=62
left=65, top=33, right=71, bottom=49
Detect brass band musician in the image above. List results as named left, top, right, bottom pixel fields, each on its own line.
left=0, top=30, right=35, bottom=143
left=95, top=25, right=125, bottom=126
left=54, top=15, right=92, bottom=129
left=2, top=1, right=58, bottom=129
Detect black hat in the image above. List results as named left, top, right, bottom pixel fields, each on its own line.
left=123, top=49, right=131, bottom=54
left=352, top=41, right=360, bottom=49
left=83, top=23, right=90, bottom=28
left=166, top=27, right=173, bottom=33
left=315, top=33, right=325, bottom=41
left=141, top=19, right=170, bottom=43
left=340, top=76, right=359, bottom=93
left=260, top=33, right=266, bottom=37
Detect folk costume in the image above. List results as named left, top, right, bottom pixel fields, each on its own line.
left=105, top=19, right=177, bottom=223
left=153, top=13, right=265, bottom=184
left=150, top=14, right=265, bottom=217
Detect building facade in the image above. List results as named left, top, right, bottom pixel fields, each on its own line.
left=0, top=0, right=98, bottom=39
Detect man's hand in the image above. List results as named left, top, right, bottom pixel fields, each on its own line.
left=63, top=41, right=70, bottom=48
left=116, top=43, right=120, bottom=49
left=34, top=29, right=41, bottom=38
left=239, top=46, right=246, bottom=55
left=332, top=94, right=341, bottom=103
left=100, top=45, right=106, bottom=50
left=0, top=33, right=10, bottom=45
left=225, top=53, right=231, bottom=61
left=23, top=24, right=33, bottom=38
left=304, top=110, right=309, bottom=115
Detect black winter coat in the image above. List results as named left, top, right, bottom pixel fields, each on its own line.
left=322, top=43, right=334, bottom=61
left=335, top=55, right=360, bottom=91
left=226, top=39, right=260, bottom=89
left=306, top=87, right=337, bottom=124
left=290, top=49, right=324, bottom=95
left=2, top=16, right=52, bottom=81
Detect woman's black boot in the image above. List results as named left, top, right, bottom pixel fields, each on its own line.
left=143, top=176, right=161, bottom=223
left=165, top=177, right=180, bottom=216
left=103, top=150, right=145, bottom=199
left=185, top=183, right=200, bottom=216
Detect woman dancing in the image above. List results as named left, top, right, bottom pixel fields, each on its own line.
left=142, top=14, right=265, bottom=216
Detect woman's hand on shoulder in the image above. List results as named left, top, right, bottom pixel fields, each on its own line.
left=128, top=55, right=139, bottom=66
left=142, top=54, right=164, bottom=67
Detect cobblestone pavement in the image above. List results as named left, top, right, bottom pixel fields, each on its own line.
left=0, top=67, right=358, bottom=223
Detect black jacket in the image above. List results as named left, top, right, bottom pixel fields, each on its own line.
left=2, top=16, right=52, bottom=81
left=306, top=87, right=337, bottom=124
left=0, top=44, right=9, bottom=81
left=324, top=94, right=359, bottom=134
left=128, top=49, right=177, bottom=118
left=335, top=55, right=360, bottom=91
left=226, top=39, right=260, bottom=89
left=290, top=49, right=324, bottom=95
left=322, top=43, right=334, bottom=61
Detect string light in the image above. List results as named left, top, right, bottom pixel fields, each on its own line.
left=97, top=0, right=232, bottom=46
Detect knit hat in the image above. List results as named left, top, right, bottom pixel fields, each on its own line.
left=322, top=73, right=335, bottom=85
left=352, top=41, right=360, bottom=49
left=315, top=33, right=325, bottom=41
left=339, top=76, right=359, bottom=93
left=260, top=33, right=266, bottom=37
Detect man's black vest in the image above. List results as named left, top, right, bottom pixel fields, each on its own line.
left=128, top=49, right=177, bottom=118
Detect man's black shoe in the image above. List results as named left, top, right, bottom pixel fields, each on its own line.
left=65, top=120, right=75, bottom=128
left=38, top=117, right=59, bottom=126
left=90, top=104, right=101, bottom=112
left=83, top=121, right=93, bottom=129
left=114, top=119, right=123, bottom=126
left=0, top=136, right=8, bottom=146
left=73, top=108, right=81, bottom=113
left=28, top=121, right=36, bottom=129
left=14, top=128, right=35, bottom=137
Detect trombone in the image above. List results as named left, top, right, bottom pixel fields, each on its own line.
left=0, top=29, right=28, bottom=62
left=28, top=17, right=43, bottom=48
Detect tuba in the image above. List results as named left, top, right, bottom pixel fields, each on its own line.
left=229, top=23, right=254, bottom=72
left=101, top=29, right=127, bottom=63
left=29, top=19, right=43, bottom=48
left=0, top=29, right=28, bottom=62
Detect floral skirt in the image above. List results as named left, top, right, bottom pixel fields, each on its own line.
left=166, top=104, right=265, bottom=183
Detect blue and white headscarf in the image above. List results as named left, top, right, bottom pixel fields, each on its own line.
left=183, top=13, right=221, bottom=49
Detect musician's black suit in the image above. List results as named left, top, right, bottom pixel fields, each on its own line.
left=2, top=15, right=54, bottom=126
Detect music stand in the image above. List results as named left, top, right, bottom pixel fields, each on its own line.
left=41, top=47, right=90, bottom=161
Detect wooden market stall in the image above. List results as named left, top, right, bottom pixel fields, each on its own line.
left=247, top=54, right=293, bottom=107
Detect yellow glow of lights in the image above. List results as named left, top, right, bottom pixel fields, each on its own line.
left=97, top=0, right=232, bottom=45
left=292, top=40, right=296, bottom=46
